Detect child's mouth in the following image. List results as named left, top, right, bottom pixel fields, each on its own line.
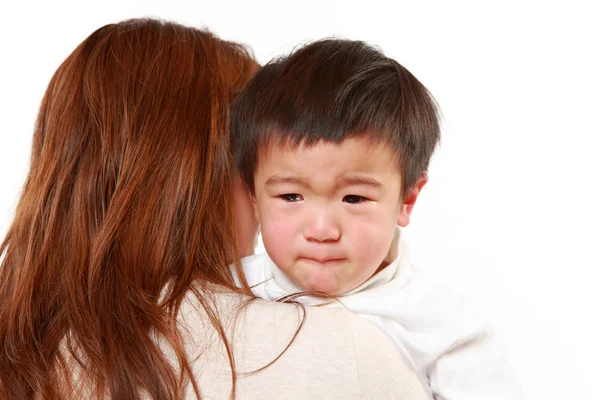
left=299, top=257, right=345, bottom=264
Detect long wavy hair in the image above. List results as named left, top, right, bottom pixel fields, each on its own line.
left=0, top=18, right=257, bottom=399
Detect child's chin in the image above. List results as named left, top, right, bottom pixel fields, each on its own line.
left=303, top=274, right=340, bottom=295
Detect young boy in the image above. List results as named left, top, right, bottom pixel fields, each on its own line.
left=230, top=39, right=522, bottom=399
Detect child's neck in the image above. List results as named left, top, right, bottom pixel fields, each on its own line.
left=373, top=260, right=391, bottom=276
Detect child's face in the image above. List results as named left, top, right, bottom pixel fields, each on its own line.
left=252, top=136, right=423, bottom=295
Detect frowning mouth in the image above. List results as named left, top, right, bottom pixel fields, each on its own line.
left=298, top=257, right=345, bottom=264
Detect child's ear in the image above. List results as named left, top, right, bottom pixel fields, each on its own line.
left=397, top=174, right=428, bottom=227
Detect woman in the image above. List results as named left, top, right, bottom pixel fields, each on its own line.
left=0, top=19, right=429, bottom=399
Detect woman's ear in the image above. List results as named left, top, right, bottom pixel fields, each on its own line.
left=251, top=193, right=260, bottom=222
left=397, top=174, right=428, bottom=227
left=233, top=175, right=260, bottom=257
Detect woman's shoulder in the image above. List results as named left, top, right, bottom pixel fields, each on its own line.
left=177, top=290, right=430, bottom=399
left=300, top=304, right=431, bottom=399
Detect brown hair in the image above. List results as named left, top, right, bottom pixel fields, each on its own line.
left=0, top=18, right=257, bottom=399
left=231, top=39, right=441, bottom=197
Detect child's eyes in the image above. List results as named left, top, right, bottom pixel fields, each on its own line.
left=343, top=195, right=367, bottom=204
left=278, top=194, right=368, bottom=203
left=279, top=193, right=304, bottom=202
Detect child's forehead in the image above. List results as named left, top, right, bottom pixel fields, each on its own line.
left=258, top=136, right=398, bottom=164
left=255, top=136, right=402, bottom=179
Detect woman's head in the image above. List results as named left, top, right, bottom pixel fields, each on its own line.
left=0, top=18, right=257, bottom=398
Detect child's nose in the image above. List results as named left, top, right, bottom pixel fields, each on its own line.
left=303, top=209, right=341, bottom=243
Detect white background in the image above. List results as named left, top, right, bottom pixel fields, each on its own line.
left=1, top=1, right=598, bottom=398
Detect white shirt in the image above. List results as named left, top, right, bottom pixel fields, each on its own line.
left=237, top=228, right=523, bottom=400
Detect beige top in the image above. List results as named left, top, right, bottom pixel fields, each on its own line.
left=65, top=289, right=430, bottom=399
left=172, top=290, right=431, bottom=399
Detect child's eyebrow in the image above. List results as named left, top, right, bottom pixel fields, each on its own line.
left=337, top=176, right=383, bottom=189
left=264, top=175, right=311, bottom=188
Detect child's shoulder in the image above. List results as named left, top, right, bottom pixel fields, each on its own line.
left=404, top=264, right=490, bottom=339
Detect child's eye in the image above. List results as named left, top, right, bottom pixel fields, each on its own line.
left=279, top=193, right=304, bottom=202
left=343, top=195, right=366, bottom=204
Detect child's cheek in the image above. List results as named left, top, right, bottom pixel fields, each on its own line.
left=260, top=213, right=298, bottom=267
left=347, top=219, right=394, bottom=277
